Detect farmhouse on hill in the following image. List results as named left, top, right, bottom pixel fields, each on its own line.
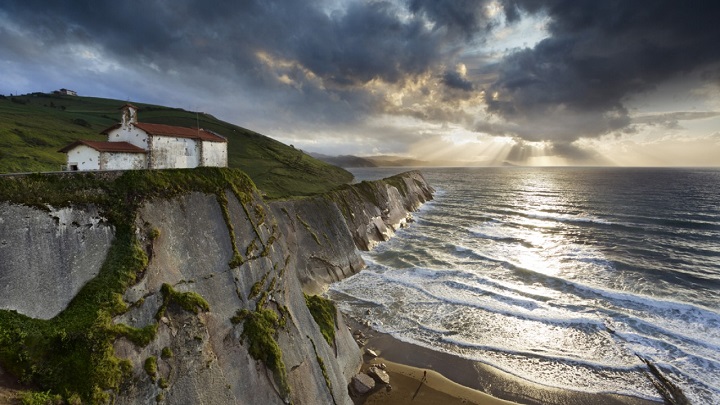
left=59, top=104, right=228, bottom=171
left=54, top=88, right=77, bottom=96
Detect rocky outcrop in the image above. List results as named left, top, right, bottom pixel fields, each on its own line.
left=0, top=170, right=433, bottom=404
left=367, top=366, right=390, bottom=385
left=328, top=171, right=434, bottom=250
left=351, top=373, right=376, bottom=395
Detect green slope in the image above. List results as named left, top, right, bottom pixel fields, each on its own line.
left=0, top=93, right=353, bottom=198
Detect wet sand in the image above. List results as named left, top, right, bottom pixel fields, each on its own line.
left=357, top=357, right=518, bottom=405
left=348, top=317, right=662, bottom=405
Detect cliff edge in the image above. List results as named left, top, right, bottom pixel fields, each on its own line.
left=0, top=168, right=433, bottom=404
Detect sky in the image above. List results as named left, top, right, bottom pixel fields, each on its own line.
left=2, top=0, right=720, bottom=166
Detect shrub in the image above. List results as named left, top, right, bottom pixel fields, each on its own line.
left=20, top=390, right=62, bottom=405
left=158, top=283, right=210, bottom=316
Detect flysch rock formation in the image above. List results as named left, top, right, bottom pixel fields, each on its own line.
left=0, top=170, right=433, bottom=404
left=0, top=203, right=114, bottom=319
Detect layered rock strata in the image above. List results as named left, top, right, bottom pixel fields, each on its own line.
left=0, top=170, right=433, bottom=404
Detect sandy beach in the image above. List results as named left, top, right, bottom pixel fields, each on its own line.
left=347, top=316, right=662, bottom=405
left=357, top=358, right=518, bottom=405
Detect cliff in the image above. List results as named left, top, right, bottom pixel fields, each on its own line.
left=0, top=168, right=433, bottom=404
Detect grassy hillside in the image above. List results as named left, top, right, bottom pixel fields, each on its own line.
left=0, top=93, right=352, bottom=198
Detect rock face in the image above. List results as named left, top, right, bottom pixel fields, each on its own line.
left=327, top=171, right=434, bottom=250
left=0, top=170, right=433, bottom=404
left=0, top=203, right=114, bottom=319
left=271, top=197, right=365, bottom=296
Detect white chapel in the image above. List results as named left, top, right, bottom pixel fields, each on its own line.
left=59, top=104, right=228, bottom=171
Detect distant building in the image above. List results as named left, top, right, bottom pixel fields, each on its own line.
left=55, top=88, right=77, bottom=96
left=59, top=104, right=228, bottom=171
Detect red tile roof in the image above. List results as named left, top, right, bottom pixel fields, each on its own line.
left=134, top=123, right=227, bottom=143
left=58, top=140, right=147, bottom=153
left=100, top=122, right=226, bottom=143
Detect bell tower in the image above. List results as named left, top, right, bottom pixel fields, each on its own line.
left=120, top=103, right=138, bottom=128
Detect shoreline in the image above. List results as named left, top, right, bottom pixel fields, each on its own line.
left=345, top=316, right=662, bottom=405
left=357, top=357, right=518, bottom=405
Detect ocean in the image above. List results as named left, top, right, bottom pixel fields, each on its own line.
left=329, top=167, right=720, bottom=404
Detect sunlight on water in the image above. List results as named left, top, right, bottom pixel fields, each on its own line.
left=332, top=167, right=720, bottom=404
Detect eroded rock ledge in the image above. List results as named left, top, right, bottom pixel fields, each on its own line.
left=0, top=169, right=433, bottom=404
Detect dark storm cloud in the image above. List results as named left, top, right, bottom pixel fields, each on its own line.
left=408, top=0, right=495, bottom=39
left=2, top=0, right=719, bottom=161
left=485, top=0, right=720, bottom=143
left=632, top=111, right=720, bottom=130
left=0, top=0, right=447, bottom=125
left=293, top=1, right=441, bottom=87
left=442, top=70, right=474, bottom=91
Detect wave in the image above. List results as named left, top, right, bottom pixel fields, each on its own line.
left=613, top=329, right=720, bottom=376
left=604, top=311, right=720, bottom=356
left=521, top=210, right=615, bottom=226
left=343, top=167, right=720, bottom=404
left=347, top=258, right=720, bottom=379
left=438, top=334, right=642, bottom=371
left=335, top=267, right=606, bottom=327
left=369, top=325, right=660, bottom=401
left=447, top=242, right=720, bottom=320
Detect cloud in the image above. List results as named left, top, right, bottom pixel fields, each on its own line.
left=632, top=111, right=720, bottom=129
left=475, top=106, right=630, bottom=142
left=408, top=0, right=498, bottom=39
left=482, top=0, right=720, bottom=144
left=2, top=0, right=720, bottom=165
left=0, top=0, right=450, bottom=124
left=442, top=70, right=474, bottom=91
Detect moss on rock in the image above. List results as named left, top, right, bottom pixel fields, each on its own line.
left=0, top=168, right=252, bottom=403
left=237, top=308, right=290, bottom=400
left=144, top=356, right=158, bottom=381
left=304, top=294, right=336, bottom=347
left=158, top=283, right=210, bottom=316
left=161, top=347, right=173, bottom=359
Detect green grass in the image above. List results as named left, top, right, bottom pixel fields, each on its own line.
left=113, top=323, right=159, bottom=347
left=0, top=93, right=353, bottom=198
left=20, top=390, right=63, bottom=405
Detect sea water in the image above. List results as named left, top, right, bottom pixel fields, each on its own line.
left=329, top=167, right=720, bottom=404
